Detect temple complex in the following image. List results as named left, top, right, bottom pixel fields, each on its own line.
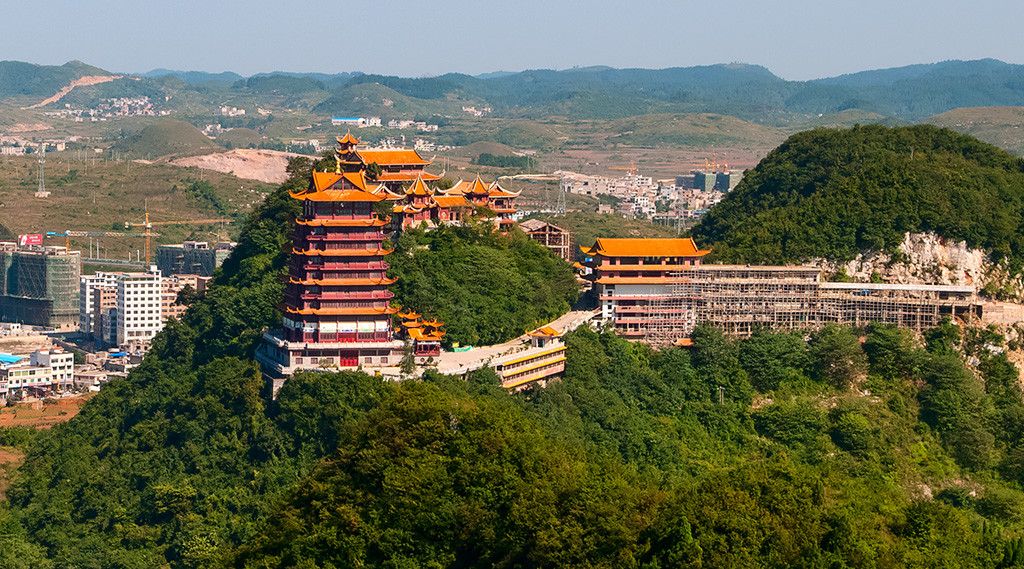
left=386, top=175, right=520, bottom=230
left=333, top=133, right=440, bottom=191
left=256, top=169, right=402, bottom=385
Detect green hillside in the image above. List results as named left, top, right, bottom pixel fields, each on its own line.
left=690, top=124, right=1024, bottom=267
left=109, top=118, right=223, bottom=159
left=0, top=60, right=111, bottom=99
left=607, top=113, right=787, bottom=148
left=4, top=154, right=1024, bottom=567
left=216, top=127, right=263, bottom=149
left=923, top=107, right=1024, bottom=156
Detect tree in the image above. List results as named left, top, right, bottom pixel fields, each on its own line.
left=809, top=324, right=867, bottom=389
left=365, top=161, right=382, bottom=181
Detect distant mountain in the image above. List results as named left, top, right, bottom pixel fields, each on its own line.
left=0, top=60, right=112, bottom=98
left=251, top=71, right=361, bottom=89
left=141, top=69, right=244, bottom=83
left=922, top=106, right=1024, bottom=156
left=814, top=58, right=1014, bottom=87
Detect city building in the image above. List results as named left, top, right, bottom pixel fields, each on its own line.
left=0, top=347, right=74, bottom=399
left=256, top=168, right=403, bottom=386
left=156, top=241, right=234, bottom=277
left=80, top=272, right=119, bottom=334
left=114, top=270, right=163, bottom=350
left=0, top=243, right=81, bottom=331
left=519, top=219, right=572, bottom=262
left=581, top=238, right=982, bottom=343
left=161, top=274, right=209, bottom=323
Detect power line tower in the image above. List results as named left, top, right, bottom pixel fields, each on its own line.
left=555, top=181, right=567, bottom=215
left=34, top=143, right=50, bottom=198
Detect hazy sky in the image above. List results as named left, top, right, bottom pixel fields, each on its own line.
left=2, top=0, right=1022, bottom=80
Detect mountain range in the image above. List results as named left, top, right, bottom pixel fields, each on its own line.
left=2, top=58, right=1024, bottom=124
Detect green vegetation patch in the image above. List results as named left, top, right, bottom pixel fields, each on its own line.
left=691, top=124, right=1024, bottom=267
left=109, top=118, right=223, bottom=159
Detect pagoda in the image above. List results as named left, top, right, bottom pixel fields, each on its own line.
left=256, top=166, right=402, bottom=385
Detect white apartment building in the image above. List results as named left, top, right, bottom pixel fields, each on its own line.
left=0, top=348, right=75, bottom=398
left=115, top=270, right=163, bottom=348
left=80, top=272, right=119, bottom=334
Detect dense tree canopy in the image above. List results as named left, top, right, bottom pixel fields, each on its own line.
left=2, top=154, right=1024, bottom=568
left=691, top=125, right=1024, bottom=268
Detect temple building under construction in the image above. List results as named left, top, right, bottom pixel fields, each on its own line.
left=581, top=238, right=982, bottom=344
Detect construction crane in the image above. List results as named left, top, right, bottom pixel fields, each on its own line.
left=125, top=212, right=233, bottom=265
left=607, top=161, right=639, bottom=176
left=46, top=230, right=157, bottom=250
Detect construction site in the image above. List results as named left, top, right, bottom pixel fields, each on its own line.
left=581, top=238, right=983, bottom=345
left=0, top=243, right=81, bottom=331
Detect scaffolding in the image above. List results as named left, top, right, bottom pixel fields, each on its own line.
left=0, top=246, right=81, bottom=330
left=626, top=265, right=981, bottom=345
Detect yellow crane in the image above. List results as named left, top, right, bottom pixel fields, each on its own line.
left=125, top=212, right=233, bottom=264
left=607, top=161, right=639, bottom=176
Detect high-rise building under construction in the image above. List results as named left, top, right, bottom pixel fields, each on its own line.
left=0, top=243, right=81, bottom=331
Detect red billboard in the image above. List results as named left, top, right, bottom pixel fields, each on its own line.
left=18, top=234, right=43, bottom=246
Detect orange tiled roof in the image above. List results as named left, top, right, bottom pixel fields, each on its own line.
left=286, top=306, right=399, bottom=316
left=487, top=182, right=520, bottom=197
left=296, top=218, right=386, bottom=227
left=289, top=277, right=397, bottom=286
left=421, top=319, right=444, bottom=328
left=529, top=325, right=564, bottom=337
left=407, top=176, right=434, bottom=196
left=409, top=327, right=445, bottom=341
left=375, top=171, right=442, bottom=182
left=431, top=195, right=471, bottom=208
left=581, top=238, right=711, bottom=258
left=464, top=177, right=490, bottom=195
left=292, top=172, right=386, bottom=202
left=356, top=149, right=431, bottom=166
left=337, top=133, right=361, bottom=145
left=292, top=248, right=393, bottom=257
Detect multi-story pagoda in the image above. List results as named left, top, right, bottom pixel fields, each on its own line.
left=256, top=168, right=403, bottom=384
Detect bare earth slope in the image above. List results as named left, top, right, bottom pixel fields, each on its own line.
left=171, top=149, right=301, bottom=183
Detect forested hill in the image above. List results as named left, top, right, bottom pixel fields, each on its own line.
left=690, top=124, right=1024, bottom=267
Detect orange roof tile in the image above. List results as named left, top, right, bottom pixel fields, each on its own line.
left=296, top=218, right=386, bottom=227
left=375, top=171, right=442, bottom=182
left=464, top=177, right=490, bottom=195
left=292, top=172, right=387, bottom=202
left=529, top=325, right=564, bottom=337
left=487, top=182, right=520, bottom=197
left=356, top=149, right=431, bottom=166
left=286, top=306, right=399, bottom=316
left=289, top=277, right=397, bottom=286
left=431, top=195, right=471, bottom=208
left=407, top=176, right=434, bottom=196
left=292, top=248, right=393, bottom=257
left=581, top=238, right=711, bottom=258
left=421, top=319, right=444, bottom=328
left=336, top=133, right=361, bottom=145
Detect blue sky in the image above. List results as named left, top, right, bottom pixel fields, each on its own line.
left=2, top=0, right=1022, bottom=80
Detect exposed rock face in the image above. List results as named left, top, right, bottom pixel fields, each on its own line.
left=813, top=232, right=1024, bottom=299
